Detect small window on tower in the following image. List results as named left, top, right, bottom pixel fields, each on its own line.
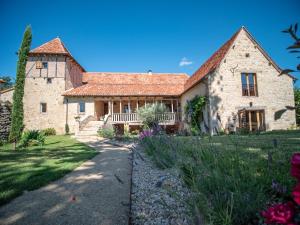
left=40, top=103, right=47, bottom=113
left=42, top=62, right=48, bottom=69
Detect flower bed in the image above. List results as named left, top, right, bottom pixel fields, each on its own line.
left=140, top=131, right=300, bottom=224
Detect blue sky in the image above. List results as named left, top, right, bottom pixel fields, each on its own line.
left=0, top=0, right=299, bottom=85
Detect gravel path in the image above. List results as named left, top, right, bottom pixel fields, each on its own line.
left=131, top=145, right=193, bottom=225
left=0, top=136, right=132, bottom=225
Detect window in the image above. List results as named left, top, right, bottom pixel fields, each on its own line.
left=36, top=61, right=42, bottom=69
left=47, top=78, right=52, bottom=84
left=241, top=73, right=258, bottom=96
left=36, top=61, right=48, bottom=69
left=40, top=103, right=47, bottom=113
left=42, top=62, right=48, bottom=69
left=79, top=102, right=85, bottom=113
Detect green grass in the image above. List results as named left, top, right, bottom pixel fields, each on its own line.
left=0, top=135, right=98, bottom=206
left=140, top=130, right=300, bottom=225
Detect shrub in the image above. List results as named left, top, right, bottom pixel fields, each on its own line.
left=42, top=128, right=56, bottom=136
left=19, top=130, right=45, bottom=148
left=137, top=103, right=167, bottom=132
left=98, top=125, right=115, bottom=139
left=131, top=129, right=140, bottom=135
left=65, top=124, right=69, bottom=135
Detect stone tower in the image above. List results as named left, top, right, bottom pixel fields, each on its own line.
left=24, top=38, right=85, bottom=134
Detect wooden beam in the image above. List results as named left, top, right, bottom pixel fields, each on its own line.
left=246, top=74, right=250, bottom=96
left=249, top=111, right=252, bottom=131
left=256, top=111, right=260, bottom=130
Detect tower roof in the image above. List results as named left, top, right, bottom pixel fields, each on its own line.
left=29, top=37, right=85, bottom=71
left=30, top=37, right=71, bottom=55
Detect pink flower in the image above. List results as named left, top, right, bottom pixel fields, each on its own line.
left=292, top=183, right=300, bottom=205
left=261, top=202, right=295, bottom=224
left=291, top=153, right=300, bottom=180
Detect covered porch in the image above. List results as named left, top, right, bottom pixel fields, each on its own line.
left=94, top=97, right=181, bottom=124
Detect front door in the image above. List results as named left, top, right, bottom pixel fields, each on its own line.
left=238, top=110, right=265, bottom=131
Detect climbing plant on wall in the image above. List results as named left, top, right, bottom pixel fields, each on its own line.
left=185, top=95, right=206, bottom=132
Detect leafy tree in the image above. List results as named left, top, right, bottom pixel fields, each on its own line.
left=0, top=76, right=14, bottom=90
left=9, top=26, right=32, bottom=144
left=137, top=102, right=167, bottom=133
left=281, top=23, right=300, bottom=75
left=295, top=88, right=300, bottom=125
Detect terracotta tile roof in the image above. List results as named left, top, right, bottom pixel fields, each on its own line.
left=184, top=29, right=240, bottom=92
left=63, top=72, right=189, bottom=96
left=30, top=38, right=71, bottom=55
left=29, top=38, right=85, bottom=72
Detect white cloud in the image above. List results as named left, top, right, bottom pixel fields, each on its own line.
left=179, top=57, right=193, bottom=67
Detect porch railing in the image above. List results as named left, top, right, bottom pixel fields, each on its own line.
left=112, top=112, right=180, bottom=123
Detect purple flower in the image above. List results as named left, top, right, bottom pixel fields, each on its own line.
left=139, top=130, right=153, bottom=140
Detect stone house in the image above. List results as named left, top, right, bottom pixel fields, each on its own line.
left=16, top=26, right=296, bottom=135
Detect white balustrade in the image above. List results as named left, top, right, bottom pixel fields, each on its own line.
left=111, top=112, right=180, bottom=123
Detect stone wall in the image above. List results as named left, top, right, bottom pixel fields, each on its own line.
left=0, top=88, right=14, bottom=103
left=66, top=97, right=95, bottom=133
left=0, top=102, right=12, bottom=141
left=209, top=29, right=296, bottom=131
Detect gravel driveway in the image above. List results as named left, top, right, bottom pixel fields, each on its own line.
left=0, top=136, right=132, bottom=225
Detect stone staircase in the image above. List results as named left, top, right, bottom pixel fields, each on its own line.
left=75, top=120, right=104, bottom=137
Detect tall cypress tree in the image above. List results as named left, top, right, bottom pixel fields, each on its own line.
left=9, top=26, right=32, bottom=144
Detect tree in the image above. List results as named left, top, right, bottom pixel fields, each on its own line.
left=0, top=76, right=14, bottom=90
left=9, top=26, right=32, bottom=144
left=137, top=102, right=167, bottom=133
left=295, top=88, right=300, bottom=125
left=281, top=24, right=300, bottom=75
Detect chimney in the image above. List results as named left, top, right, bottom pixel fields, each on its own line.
left=147, top=69, right=152, bottom=75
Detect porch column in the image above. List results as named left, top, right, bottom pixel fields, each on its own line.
left=171, top=99, right=174, bottom=113
left=108, top=101, right=111, bottom=114
left=112, top=100, right=114, bottom=114
left=176, top=100, right=179, bottom=112
left=119, top=101, right=122, bottom=113
left=136, top=99, right=139, bottom=110
left=128, top=99, right=131, bottom=113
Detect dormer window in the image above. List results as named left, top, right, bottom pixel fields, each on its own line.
left=241, top=73, right=258, bottom=96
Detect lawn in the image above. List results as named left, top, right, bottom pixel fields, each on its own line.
left=140, top=130, right=300, bottom=225
left=0, top=135, right=98, bottom=206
